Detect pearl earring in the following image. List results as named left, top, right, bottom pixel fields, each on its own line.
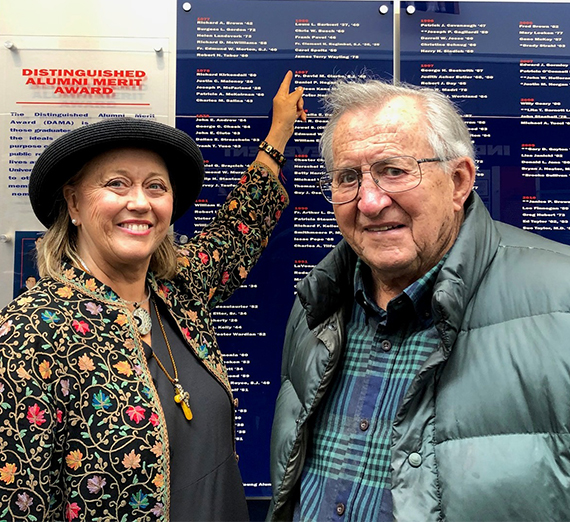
left=71, top=219, right=78, bottom=226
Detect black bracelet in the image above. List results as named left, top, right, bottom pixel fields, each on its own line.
left=258, top=140, right=286, bottom=168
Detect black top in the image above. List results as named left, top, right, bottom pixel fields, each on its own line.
left=144, top=299, right=249, bottom=522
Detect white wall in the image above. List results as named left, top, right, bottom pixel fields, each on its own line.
left=0, top=0, right=177, bottom=306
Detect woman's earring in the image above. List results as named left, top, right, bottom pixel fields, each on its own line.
left=71, top=219, right=78, bottom=226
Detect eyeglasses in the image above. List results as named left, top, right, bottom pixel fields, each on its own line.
left=318, top=156, right=448, bottom=205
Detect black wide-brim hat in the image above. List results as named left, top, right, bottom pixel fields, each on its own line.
left=29, top=117, right=204, bottom=228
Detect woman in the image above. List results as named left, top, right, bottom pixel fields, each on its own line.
left=0, top=72, right=304, bottom=521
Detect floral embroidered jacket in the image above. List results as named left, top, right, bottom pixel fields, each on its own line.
left=0, top=163, right=288, bottom=522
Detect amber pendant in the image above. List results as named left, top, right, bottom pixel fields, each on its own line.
left=173, top=381, right=193, bottom=420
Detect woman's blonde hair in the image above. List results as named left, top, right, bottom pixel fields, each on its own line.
left=36, top=178, right=179, bottom=281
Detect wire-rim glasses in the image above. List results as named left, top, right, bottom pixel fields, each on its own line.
left=319, top=156, right=448, bottom=205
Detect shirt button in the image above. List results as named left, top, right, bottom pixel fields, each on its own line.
left=408, top=452, right=422, bottom=467
left=381, top=339, right=392, bottom=352
left=336, top=503, right=345, bottom=516
left=359, top=419, right=369, bottom=431
left=328, top=323, right=337, bottom=331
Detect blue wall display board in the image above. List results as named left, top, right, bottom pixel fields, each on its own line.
left=401, top=1, right=570, bottom=244
left=176, top=0, right=393, bottom=497
left=12, top=232, right=43, bottom=298
left=176, top=0, right=570, bottom=499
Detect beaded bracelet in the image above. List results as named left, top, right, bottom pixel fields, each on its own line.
left=258, top=140, right=286, bottom=168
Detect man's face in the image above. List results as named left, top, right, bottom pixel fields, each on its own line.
left=331, top=96, right=472, bottom=287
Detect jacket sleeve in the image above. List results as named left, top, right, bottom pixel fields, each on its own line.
left=174, top=161, right=289, bottom=309
left=0, top=303, right=63, bottom=521
left=268, top=297, right=306, bottom=521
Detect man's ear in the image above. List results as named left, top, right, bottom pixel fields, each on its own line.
left=63, top=185, right=79, bottom=221
left=451, top=157, right=476, bottom=212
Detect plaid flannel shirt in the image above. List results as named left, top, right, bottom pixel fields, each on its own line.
left=298, top=257, right=445, bottom=522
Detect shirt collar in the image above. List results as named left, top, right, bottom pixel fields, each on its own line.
left=354, top=255, right=448, bottom=328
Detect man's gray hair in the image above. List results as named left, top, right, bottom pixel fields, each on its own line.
left=319, top=77, right=475, bottom=171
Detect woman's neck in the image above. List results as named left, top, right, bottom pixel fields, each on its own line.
left=75, top=253, right=149, bottom=303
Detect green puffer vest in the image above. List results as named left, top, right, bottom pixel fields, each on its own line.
left=269, top=192, right=570, bottom=521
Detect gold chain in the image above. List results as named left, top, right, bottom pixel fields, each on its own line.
left=151, top=301, right=193, bottom=420
left=152, top=301, right=178, bottom=381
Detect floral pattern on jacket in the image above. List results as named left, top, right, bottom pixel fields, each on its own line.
left=0, top=162, right=287, bottom=521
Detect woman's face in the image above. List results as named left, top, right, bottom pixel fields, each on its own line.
left=64, top=147, right=173, bottom=277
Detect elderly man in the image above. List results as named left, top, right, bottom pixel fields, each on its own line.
left=268, top=78, right=570, bottom=522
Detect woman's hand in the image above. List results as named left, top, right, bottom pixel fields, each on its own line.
left=257, top=71, right=305, bottom=169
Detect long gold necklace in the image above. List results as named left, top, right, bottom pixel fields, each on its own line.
left=151, top=301, right=193, bottom=421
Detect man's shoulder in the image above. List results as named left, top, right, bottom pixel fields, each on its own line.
left=495, top=220, right=570, bottom=260
left=295, top=241, right=356, bottom=328
left=441, top=220, right=570, bottom=338
left=465, top=219, right=570, bottom=324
